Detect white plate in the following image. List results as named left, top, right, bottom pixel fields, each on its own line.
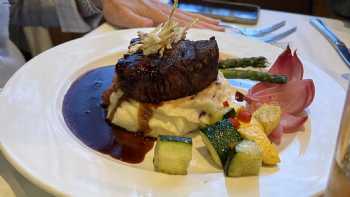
left=0, top=29, right=345, bottom=197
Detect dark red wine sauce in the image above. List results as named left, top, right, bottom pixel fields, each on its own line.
left=62, top=66, right=155, bottom=164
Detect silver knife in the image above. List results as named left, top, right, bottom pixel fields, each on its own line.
left=310, top=18, right=350, bottom=68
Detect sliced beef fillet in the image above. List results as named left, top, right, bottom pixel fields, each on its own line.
left=115, top=37, right=219, bottom=103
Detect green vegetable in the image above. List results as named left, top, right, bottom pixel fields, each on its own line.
left=223, top=108, right=236, bottom=119
left=153, top=135, right=192, bottom=175
left=219, top=57, right=268, bottom=69
left=200, top=119, right=242, bottom=168
left=224, top=140, right=262, bottom=177
left=221, top=69, right=288, bottom=84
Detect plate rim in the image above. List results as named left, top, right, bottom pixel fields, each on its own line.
left=0, top=28, right=345, bottom=196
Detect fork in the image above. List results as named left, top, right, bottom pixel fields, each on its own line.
left=220, top=21, right=297, bottom=43
left=259, top=26, right=297, bottom=43
left=220, top=21, right=286, bottom=37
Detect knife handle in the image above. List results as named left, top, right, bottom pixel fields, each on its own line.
left=310, top=18, right=342, bottom=46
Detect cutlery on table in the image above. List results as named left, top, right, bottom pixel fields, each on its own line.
left=220, top=20, right=286, bottom=37
left=260, top=27, right=297, bottom=43
left=221, top=20, right=297, bottom=43
left=310, top=18, right=350, bottom=68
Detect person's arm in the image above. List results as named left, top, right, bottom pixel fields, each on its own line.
left=9, top=0, right=103, bottom=33
left=102, top=0, right=224, bottom=31
left=10, top=0, right=223, bottom=33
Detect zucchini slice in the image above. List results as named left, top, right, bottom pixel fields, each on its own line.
left=153, top=135, right=192, bottom=175
left=224, top=140, right=262, bottom=177
left=200, top=119, right=242, bottom=168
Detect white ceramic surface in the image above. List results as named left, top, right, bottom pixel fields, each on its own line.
left=0, top=29, right=346, bottom=196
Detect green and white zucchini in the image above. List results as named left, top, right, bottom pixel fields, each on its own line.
left=224, top=140, right=262, bottom=177
left=200, top=119, right=242, bottom=168
left=153, top=135, right=192, bottom=175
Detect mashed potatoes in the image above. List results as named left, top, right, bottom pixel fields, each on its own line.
left=107, top=73, right=241, bottom=137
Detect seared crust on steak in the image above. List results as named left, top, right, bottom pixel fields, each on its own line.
left=115, top=37, right=219, bottom=103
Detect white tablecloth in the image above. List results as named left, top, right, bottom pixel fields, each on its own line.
left=0, top=9, right=349, bottom=197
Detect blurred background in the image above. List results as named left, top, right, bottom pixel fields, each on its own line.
left=6, top=0, right=349, bottom=61
left=6, top=0, right=348, bottom=89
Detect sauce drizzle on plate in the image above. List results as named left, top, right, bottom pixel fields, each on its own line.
left=62, top=66, right=155, bottom=164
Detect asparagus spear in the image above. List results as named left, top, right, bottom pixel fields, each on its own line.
left=219, top=57, right=268, bottom=69
left=221, top=69, right=288, bottom=84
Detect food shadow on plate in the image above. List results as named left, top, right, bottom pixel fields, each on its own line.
left=196, top=146, right=222, bottom=170
left=296, top=112, right=312, bottom=155
left=225, top=175, right=260, bottom=196
left=277, top=111, right=311, bottom=156
left=277, top=133, right=297, bottom=152
left=185, top=131, right=223, bottom=170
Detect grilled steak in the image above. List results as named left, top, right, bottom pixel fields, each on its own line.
left=115, top=37, right=219, bottom=103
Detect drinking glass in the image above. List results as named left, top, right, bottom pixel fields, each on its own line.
left=324, top=83, right=350, bottom=196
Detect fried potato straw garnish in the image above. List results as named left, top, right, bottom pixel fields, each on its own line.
left=128, top=0, right=198, bottom=56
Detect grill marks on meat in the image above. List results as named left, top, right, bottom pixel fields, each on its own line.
left=116, top=37, right=219, bottom=103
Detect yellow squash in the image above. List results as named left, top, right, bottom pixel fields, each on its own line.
left=238, top=118, right=280, bottom=165
left=253, top=104, right=282, bottom=135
